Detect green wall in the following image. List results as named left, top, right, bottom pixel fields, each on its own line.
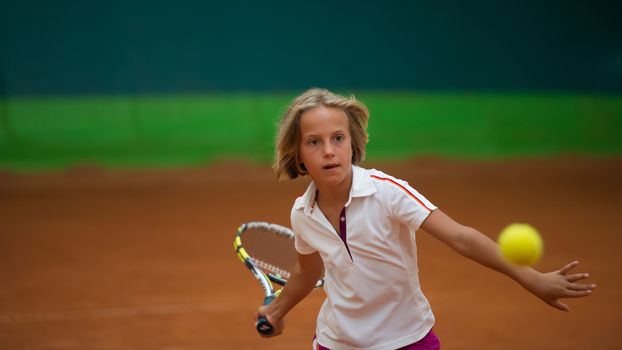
left=1, top=93, right=620, bottom=170
left=1, top=1, right=620, bottom=94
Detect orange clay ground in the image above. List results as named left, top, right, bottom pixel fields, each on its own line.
left=1, top=157, right=621, bottom=349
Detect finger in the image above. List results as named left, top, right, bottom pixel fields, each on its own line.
left=566, top=273, right=590, bottom=283
left=559, top=261, right=579, bottom=275
left=255, top=310, right=266, bottom=321
left=567, top=283, right=596, bottom=292
left=551, top=300, right=569, bottom=312
left=563, top=289, right=593, bottom=298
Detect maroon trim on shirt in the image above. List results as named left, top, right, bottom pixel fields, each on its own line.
left=370, top=175, right=433, bottom=212
left=338, top=207, right=352, bottom=260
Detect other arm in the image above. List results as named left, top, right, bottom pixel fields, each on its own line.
left=421, top=209, right=596, bottom=311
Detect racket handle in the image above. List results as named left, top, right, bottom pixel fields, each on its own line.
left=256, top=295, right=276, bottom=335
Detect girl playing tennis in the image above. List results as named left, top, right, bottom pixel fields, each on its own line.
left=257, top=88, right=595, bottom=350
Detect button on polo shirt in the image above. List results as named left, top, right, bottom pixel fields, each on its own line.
left=291, top=166, right=437, bottom=350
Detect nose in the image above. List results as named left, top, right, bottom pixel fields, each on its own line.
left=322, top=142, right=335, bottom=157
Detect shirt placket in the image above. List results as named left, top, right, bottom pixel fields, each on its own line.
left=338, top=207, right=353, bottom=261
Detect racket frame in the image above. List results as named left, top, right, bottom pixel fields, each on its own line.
left=233, top=221, right=323, bottom=335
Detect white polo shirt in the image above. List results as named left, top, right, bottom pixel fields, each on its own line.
left=291, top=165, right=437, bottom=350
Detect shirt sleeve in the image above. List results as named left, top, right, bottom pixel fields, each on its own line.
left=291, top=208, right=317, bottom=255
left=383, top=177, right=437, bottom=231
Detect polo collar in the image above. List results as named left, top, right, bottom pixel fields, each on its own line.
left=294, top=165, right=377, bottom=215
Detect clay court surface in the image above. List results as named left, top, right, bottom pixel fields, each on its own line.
left=1, top=157, right=621, bottom=349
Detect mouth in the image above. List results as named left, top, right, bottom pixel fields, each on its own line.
left=323, top=163, right=339, bottom=170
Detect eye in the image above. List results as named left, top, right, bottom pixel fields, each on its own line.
left=308, top=138, right=319, bottom=146
left=335, top=134, right=345, bottom=142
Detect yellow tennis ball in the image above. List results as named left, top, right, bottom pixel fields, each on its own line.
left=497, top=223, right=543, bottom=266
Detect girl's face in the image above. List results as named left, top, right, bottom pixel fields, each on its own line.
left=299, top=106, right=353, bottom=187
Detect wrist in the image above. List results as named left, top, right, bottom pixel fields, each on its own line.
left=266, top=297, right=287, bottom=321
left=512, top=265, right=539, bottom=290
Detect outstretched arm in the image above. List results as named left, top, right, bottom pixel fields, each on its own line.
left=421, top=209, right=596, bottom=311
left=256, top=251, right=324, bottom=337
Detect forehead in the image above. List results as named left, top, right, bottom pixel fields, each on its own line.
left=299, top=106, right=348, bottom=134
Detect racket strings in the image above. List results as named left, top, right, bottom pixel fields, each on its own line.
left=250, top=257, right=292, bottom=280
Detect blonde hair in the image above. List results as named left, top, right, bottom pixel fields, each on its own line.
left=273, top=88, right=369, bottom=180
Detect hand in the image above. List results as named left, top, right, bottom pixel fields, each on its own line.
left=256, top=304, right=285, bottom=337
left=526, top=261, right=596, bottom=311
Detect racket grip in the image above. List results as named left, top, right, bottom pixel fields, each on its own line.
left=256, top=295, right=276, bottom=335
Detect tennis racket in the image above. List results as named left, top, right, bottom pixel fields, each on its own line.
left=234, top=221, right=324, bottom=335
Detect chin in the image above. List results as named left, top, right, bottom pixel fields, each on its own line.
left=322, top=169, right=350, bottom=185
